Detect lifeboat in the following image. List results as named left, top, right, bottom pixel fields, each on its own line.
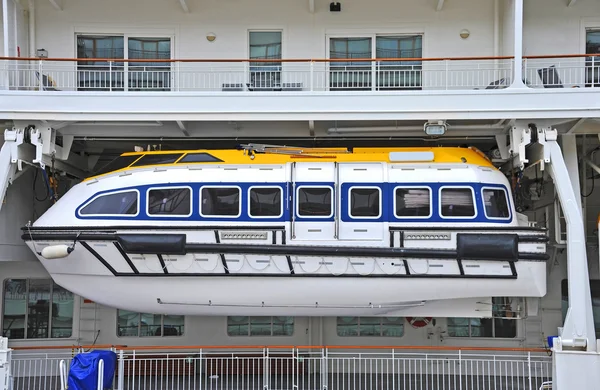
left=21, top=144, right=548, bottom=317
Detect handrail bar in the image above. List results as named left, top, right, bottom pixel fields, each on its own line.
left=10, top=344, right=548, bottom=353
left=0, top=55, right=515, bottom=63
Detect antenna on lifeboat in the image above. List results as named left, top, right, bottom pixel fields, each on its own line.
left=239, top=143, right=351, bottom=159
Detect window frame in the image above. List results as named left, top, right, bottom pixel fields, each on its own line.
left=393, top=186, right=432, bottom=219
left=480, top=186, right=511, bottom=221
left=438, top=185, right=478, bottom=220
left=336, top=316, right=405, bottom=337
left=347, top=186, right=382, bottom=219
left=77, top=189, right=140, bottom=218
left=146, top=186, right=193, bottom=218
left=247, top=186, right=284, bottom=219
left=446, top=298, right=518, bottom=339
left=295, top=185, right=334, bottom=219
left=226, top=316, right=294, bottom=337
left=116, top=310, right=185, bottom=338
left=2, top=278, right=75, bottom=340
left=199, top=185, right=242, bottom=218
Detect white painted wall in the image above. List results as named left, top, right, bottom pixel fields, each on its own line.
left=33, top=0, right=498, bottom=60
left=23, top=0, right=600, bottom=61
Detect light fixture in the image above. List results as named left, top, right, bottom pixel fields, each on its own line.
left=206, top=33, right=216, bottom=42
left=36, top=48, right=48, bottom=58
left=460, top=29, right=470, bottom=39
left=424, top=121, right=447, bottom=136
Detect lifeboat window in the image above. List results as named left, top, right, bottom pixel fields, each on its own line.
left=79, top=190, right=138, bottom=215
left=249, top=187, right=282, bottom=217
left=349, top=187, right=381, bottom=218
left=482, top=188, right=510, bottom=219
left=130, top=153, right=183, bottom=167
left=147, top=187, right=192, bottom=216
left=177, top=153, right=223, bottom=163
left=297, top=187, right=333, bottom=217
left=92, top=154, right=142, bottom=176
left=200, top=187, right=241, bottom=217
left=440, top=187, right=476, bottom=217
left=394, top=187, right=431, bottom=218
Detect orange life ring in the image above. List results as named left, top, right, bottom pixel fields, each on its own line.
left=407, top=317, right=432, bottom=328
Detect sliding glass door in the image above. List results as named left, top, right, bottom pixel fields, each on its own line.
left=76, top=34, right=172, bottom=91
left=328, top=34, right=422, bottom=91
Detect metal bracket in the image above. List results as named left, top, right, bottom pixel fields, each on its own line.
left=509, top=125, right=532, bottom=170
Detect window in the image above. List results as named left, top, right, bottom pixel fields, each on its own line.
left=482, top=188, right=510, bottom=219
left=562, top=279, right=600, bottom=339
left=395, top=187, right=431, bottom=218
left=117, top=310, right=184, bottom=337
left=177, top=153, right=223, bottom=163
left=92, top=154, right=141, bottom=176
left=440, top=187, right=476, bottom=217
left=447, top=297, right=517, bottom=338
left=249, top=187, right=282, bottom=217
left=201, top=187, right=241, bottom=217
left=349, top=187, right=381, bottom=218
left=130, top=153, right=183, bottom=167
left=147, top=187, right=191, bottom=216
left=227, top=316, right=293, bottom=336
left=586, top=30, right=600, bottom=87
left=297, top=187, right=333, bottom=217
left=76, top=34, right=171, bottom=91
left=80, top=190, right=138, bottom=216
left=2, top=279, right=74, bottom=339
left=337, top=317, right=404, bottom=337
left=249, top=31, right=282, bottom=90
left=329, top=35, right=422, bottom=90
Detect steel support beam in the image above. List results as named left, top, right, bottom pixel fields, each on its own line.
left=561, top=134, right=583, bottom=212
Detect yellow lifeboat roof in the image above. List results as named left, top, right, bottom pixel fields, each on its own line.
left=86, top=146, right=495, bottom=181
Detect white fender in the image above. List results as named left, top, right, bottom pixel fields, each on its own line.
left=40, top=245, right=73, bottom=259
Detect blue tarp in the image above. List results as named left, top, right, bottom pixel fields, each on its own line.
left=67, top=350, right=117, bottom=390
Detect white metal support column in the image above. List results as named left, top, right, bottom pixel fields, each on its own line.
left=561, top=134, right=583, bottom=212
left=520, top=127, right=600, bottom=389
left=0, top=337, right=12, bottom=390
left=510, top=0, right=526, bottom=88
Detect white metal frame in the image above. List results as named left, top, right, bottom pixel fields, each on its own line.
left=392, top=186, right=433, bottom=219
left=295, top=185, right=334, bottom=219
left=77, top=189, right=141, bottom=218
left=438, top=185, right=478, bottom=220
left=198, top=185, right=242, bottom=219
left=247, top=185, right=284, bottom=219
left=347, top=185, right=382, bottom=219
left=145, top=186, right=193, bottom=218
left=480, top=186, right=512, bottom=221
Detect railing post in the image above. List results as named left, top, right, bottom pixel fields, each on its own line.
left=321, top=347, right=327, bottom=390
left=97, top=359, right=104, bottom=390
left=109, top=61, right=113, bottom=92
left=527, top=352, right=533, bottom=390
left=264, top=347, right=269, bottom=390
left=38, top=60, right=43, bottom=91
left=198, top=349, right=203, bottom=390
left=523, top=58, right=527, bottom=85
left=458, top=350, right=462, bottom=390
left=592, top=56, right=596, bottom=87
left=445, top=59, right=449, bottom=90
left=310, top=61, right=314, bottom=91
left=117, top=349, right=124, bottom=390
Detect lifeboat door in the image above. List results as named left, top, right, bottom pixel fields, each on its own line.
left=337, top=162, right=385, bottom=241
left=290, top=161, right=336, bottom=241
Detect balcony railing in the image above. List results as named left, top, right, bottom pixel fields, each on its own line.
left=9, top=344, right=553, bottom=390
left=0, top=54, right=598, bottom=93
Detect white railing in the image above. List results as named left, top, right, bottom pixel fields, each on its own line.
left=9, top=345, right=553, bottom=390
left=0, top=56, right=514, bottom=92
left=523, top=54, right=600, bottom=88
